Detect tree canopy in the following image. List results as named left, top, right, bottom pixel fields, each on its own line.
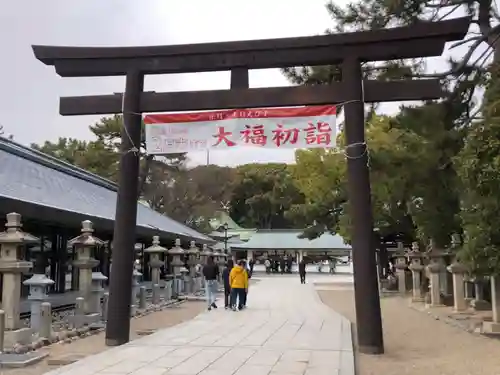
left=229, top=163, right=304, bottom=229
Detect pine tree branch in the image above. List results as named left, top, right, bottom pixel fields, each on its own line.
left=410, top=32, right=492, bottom=78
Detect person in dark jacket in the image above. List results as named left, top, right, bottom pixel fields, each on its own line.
left=280, top=257, right=286, bottom=275
left=202, top=256, right=220, bottom=311
left=249, top=258, right=255, bottom=278
left=222, top=259, right=234, bottom=309
left=298, top=259, right=307, bottom=284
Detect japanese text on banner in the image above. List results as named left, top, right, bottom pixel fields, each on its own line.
left=144, top=105, right=337, bottom=155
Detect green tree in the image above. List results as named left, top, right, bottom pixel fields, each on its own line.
left=31, top=137, right=118, bottom=180
left=32, top=115, right=186, bottom=198
left=290, top=114, right=450, bottom=244
left=456, top=62, right=500, bottom=276
left=229, top=163, right=304, bottom=229
left=88, top=115, right=186, bottom=195
left=147, top=164, right=236, bottom=232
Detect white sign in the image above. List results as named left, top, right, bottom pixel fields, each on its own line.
left=144, top=105, right=337, bottom=155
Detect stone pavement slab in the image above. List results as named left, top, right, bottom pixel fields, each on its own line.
left=41, top=274, right=354, bottom=375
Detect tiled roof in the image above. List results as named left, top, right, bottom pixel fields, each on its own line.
left=0, top=138, right=213, bottom=243
left=230, top=229, right=351, bottom=250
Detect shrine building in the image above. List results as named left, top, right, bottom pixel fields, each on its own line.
left=229, top=229, right=352, bottom=262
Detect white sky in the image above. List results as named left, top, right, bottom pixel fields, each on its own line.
left=0, top=0, right=471, bottom=167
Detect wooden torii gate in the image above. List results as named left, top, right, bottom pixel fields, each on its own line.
left=32, top=16, right=470, bottom=354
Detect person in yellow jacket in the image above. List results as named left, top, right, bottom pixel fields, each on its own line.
left=229, top=260, right=248, bottom=311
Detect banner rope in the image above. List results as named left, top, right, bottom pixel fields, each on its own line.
left=120, top=90, right=141, bottom=156
left=339, top=79, right=370, bottom=167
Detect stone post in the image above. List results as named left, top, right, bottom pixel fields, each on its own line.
left=408, top=242, right=424, bottom=302
left=394, top=242, right=407, bottom=295
left=90, top=272, right=107, bottom=315
left=131, top=268, right=142, bottom=316
left=152, top=283, right=161, bottom=304
left=139, top=286, right=147, bottom=310
left=165, top=276, right=173, bottom=301
left=180, top=267, right=189, bottom=294
left=425, top=240, right=444, bottom=306
left=0, top=213, right=36, bottom=332
left=144, top=235, right=167, bottom=287
left=470, top=277, right=491, bottom=311
left=446, top=234, right=467, bottom=312
left=464, top=275, right=474, bottom=302
left=168, top=239, right=185, bottom=298
left=447, top=258, right=467, bottom=312
left=102, top=292, right=109, bottom=322
left=73, top=297, right=85, bottom=329
left=68, top=220, right=102, bottom=313
left=23, top=273, right=54, bottom=333
left=0, top=309, right=5, bottom=353
left=186, top=241, right=199, bottom=294
left=39, top=302, right=52, bottom=339
left=483, top=276, right=500, bottom=334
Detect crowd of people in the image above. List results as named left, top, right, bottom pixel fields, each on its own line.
left=201, top=255, right=342, bottom=311
left=263, top=256, right=293, bottom=274
left=202, top=256, right=251, bottom=312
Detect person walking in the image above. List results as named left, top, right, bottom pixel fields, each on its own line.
left=329, top=258, right=336, bottom=274
left=298, top=258, right=307, bottom=284
left=249, top=258, right=255, bottom=278
left=222, top=259, right=234, bottom=309
left=229, top=260, right=248, bottom=311
left=203, top=255, right=219, bottom=311
left=264, top=258, right=271, bottom=274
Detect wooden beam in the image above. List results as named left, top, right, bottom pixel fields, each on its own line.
left=59, top=80, right=443, bottom=116
left=33, top=17, right=470, bottom=77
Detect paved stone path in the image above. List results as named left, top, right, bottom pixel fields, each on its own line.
left=43, top=274, right=354, bottom=375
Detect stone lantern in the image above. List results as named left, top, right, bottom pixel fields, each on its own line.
left=23, top=273, right=54, bottom=334
left=144, top=235, right=168, bottom=287
left=130, top=265, right=143, bottom=316
left=447, top=235, right=468, bottom=312
left=394, top=241, right=408, bottom=295
left=168, top=238, right=185, bottom=298
left=408, top=242, right=424, bottom=302
left=425, top=239, right=444, bottom=306
left=200, top=244, right=213, bottom=264
left=0, top=213, right=36, bottom=336
left=68, top=220, right=103, bottom=313
left=186, top=241, right=199, bottom=294
left=90, top=271, right=108, bottom=314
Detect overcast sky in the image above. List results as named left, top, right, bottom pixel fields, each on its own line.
left=0, top=0, right=467, bottom=167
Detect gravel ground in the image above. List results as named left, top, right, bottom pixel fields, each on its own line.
left=3, top=301, right=206, bottom=375
left=318, top=286, right=500, bottom=375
